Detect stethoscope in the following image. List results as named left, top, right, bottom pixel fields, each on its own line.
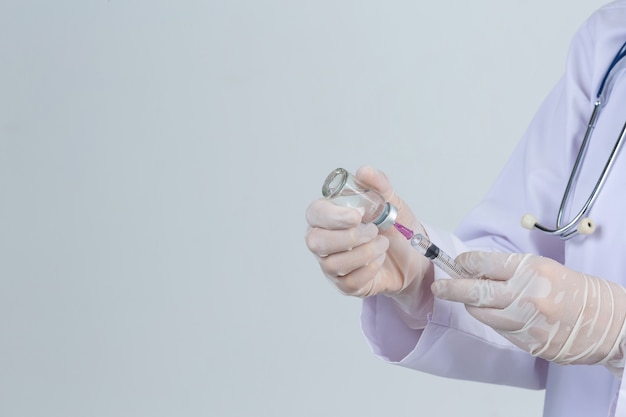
left=521, top=40, right=626, bottom=239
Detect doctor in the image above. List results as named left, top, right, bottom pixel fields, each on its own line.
left=305, top=1, right=626, bottom=416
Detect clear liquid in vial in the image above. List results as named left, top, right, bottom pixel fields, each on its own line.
left=331, top=191, right=385, bottom=223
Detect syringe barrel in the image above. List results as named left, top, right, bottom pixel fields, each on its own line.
left=410, top=233, right=472, bottom=279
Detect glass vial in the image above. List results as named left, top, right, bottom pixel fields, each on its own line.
left=322, top=168, right=397, bottom=230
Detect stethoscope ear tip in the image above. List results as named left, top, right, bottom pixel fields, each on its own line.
left=521, top=214, right=538, bottom=230
left=577, top=218, right=596, bottom=235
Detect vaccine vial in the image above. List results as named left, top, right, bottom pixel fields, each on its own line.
left=322, top=168, right=398, bottom=230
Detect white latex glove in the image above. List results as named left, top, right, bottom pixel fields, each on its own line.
left=431, top=251, right=626, bottom=374
left=305, top=166, right=434, bottom=327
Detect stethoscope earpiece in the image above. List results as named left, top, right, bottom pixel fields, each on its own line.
left=576, top=217, right=595, bottom=235
left=521, top=214, right=538, bottom=230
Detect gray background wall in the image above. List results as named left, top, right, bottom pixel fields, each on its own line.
left=0, top=1, right=609, bottom=416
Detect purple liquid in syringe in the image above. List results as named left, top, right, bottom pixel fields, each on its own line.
left=393, top=222, right=414, bottom=239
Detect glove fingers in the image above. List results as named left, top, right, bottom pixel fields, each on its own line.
left=306, top=223, right=379, bottom=257
left=431, top=278, right=515, bottom=308
left=305, top=198, right=361, bottom=229
left=318, top=235, right=389, bottom=279
left=354, top=165, right=394, bottom=201
left=456, top=251, right=527, bottom=281
left=327, top=253, right=390, bottom=297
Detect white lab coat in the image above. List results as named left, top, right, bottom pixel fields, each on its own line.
left=361, top=2, right=626, bottom=416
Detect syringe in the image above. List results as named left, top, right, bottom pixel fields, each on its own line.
left=394, top=223, right=472, bottom=279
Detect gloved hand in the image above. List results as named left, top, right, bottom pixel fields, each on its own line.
left=431, top=251, right=626, bottom=373
left=305, top=166, right=434, bottom=327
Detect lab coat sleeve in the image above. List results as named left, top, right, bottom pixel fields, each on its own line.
left=361, top=2, right=626, bottom=389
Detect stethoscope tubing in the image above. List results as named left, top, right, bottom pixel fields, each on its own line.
left=532, top=119, right=626, bottom=239
left=527, top=40, right=626, bottom=239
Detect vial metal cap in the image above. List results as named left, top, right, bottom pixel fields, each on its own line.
left=375, top=203, right=397, bottom=230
